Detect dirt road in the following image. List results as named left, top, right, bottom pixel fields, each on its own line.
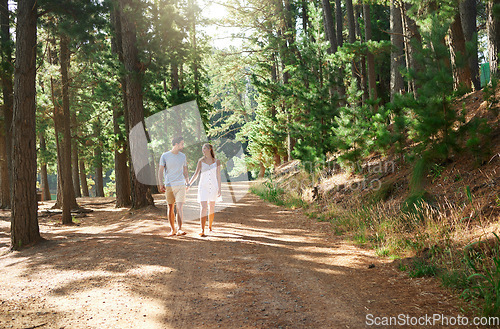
left=0, top=185, right=466, bottom=328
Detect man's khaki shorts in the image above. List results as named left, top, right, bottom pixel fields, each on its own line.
left=165, top=185, right=186, bottom=204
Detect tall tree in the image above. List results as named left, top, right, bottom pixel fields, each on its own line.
left=346, top=0, right=356, bottom=43
left=11, top=0, right=41, bottom=249
left=39, top=132, right=52, bottom=201
left=363, top=4, right=378, bottom=102
left=355, top=4, right=368, bottom=102
left=401, top=3, right=422, bottom=96
left=93, top=121, right=105, bottom=197
left=449, top=12, right=473, bottom=91
left=345, top=0, right=362, bottom=95
left=390, top=0, right=405, bottom=100
left=71, top=111, right=81, bottom=197
left=459, top=0, right=480, bottom=90
left=335, top=0, right=343, bottom=47
left=488, top=0, right=500, bottom=78
left=111, top=6, right=131, bottom=207
left=0, top=0, right=13, bottom=209
left=59, top=32, right=77, bottom=224
left=113, top=104, right=131, bottom=206
left=118, top=0, right=153, bottom=209
left=49, top=28, right=78, bottom=218
left=322, top=0, right=338, bottom=54
left=79, top=159, right=89, bottom=197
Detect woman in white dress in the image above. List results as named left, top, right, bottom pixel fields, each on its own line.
left=188, top=143, right=222, bottom=236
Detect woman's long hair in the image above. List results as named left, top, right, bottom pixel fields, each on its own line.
left=204, top=143, right=215, bottom=159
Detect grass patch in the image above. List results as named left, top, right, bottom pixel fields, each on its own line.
left=409, top=259, right=438, bottom=278
left=250, top=181, right=307, bottom=210
left=376, top=247, right=390, bottom=257
left=462, top=234, right=500, bottom=316
left=441, top=270, right=470, bottom=291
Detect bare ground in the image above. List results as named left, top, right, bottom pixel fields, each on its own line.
left=0, top=185, right=476, bottom=329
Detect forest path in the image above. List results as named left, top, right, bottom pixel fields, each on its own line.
left=0, top=185, right=467, bottom=328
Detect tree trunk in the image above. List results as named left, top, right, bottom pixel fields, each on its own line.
left=189, top=0, right=199, bottom=99
left=54, top=132, right=63, bottom=208
left=0, top=128, right=8, bottom=207
left=322, top=0, right=338, bottom=54
left=39, top=133, right=51, bottom=201
left=449, top=13, right=473, bottom=91
left=119, top=0, right=153, bottom=209
left=488, top=0, right=500, bottom=78
left=79, top=159, right=89, bottom=197
left=390, top=0, right=405, bottom=101
left=71, top=111, right=81, bottom=197
left=355, top=4, right=367, bottom=102
left=363, top=4, right=378, bottom=103
left=11, top=0, right=41, bottom=249
left=322, top=0, right=345, bottom=103
left=259, top=161, right=265, bottom=178
left=114, top=140, right=131, bottom=206
left=335, top=0, right=343, bottom=47
left=171, top=63, right=180, bottom=90
left=60, top=33, right=77, bottom=224
left=94, top=121, right=105, bottom=198
left=346, top=0, right=356, bottom=43
left=302, top=0, right=309, bottom=33
left=0, top=0, right=13, bottom=209
left=94, top=148, right=105, bottom=197
left=346, top=0, right=361, bottom=103
left=111, top=6, right=131, bottom=207
left=401, top=3, right=422, bottom=96
left=460, top=0, right=480, bottom=90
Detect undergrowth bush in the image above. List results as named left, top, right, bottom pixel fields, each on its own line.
left=462, top=234, right=500, bottom=316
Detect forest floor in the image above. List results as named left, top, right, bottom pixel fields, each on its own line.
left=0, top=183, right=480, bottom=329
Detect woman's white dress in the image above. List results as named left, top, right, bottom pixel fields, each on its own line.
left=197, top=161, right=222, bottom=202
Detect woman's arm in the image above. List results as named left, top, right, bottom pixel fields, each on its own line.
left=188, top=160, right=202, bottom=187
left=216, top=159, right=222, bottom=196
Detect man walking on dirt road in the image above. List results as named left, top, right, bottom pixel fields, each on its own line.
left=157, top=136, right=190, bottom=236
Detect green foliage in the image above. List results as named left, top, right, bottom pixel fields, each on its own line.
left=332, top=37, right=393, bottom=171
left=429, top=163, right=444, bottom=182
left=333, top=99, right=391, bottom=171
left=406, top=19, right=460, bottom=162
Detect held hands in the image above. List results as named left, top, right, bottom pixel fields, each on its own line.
left=158, top=185, right=166, bottom=193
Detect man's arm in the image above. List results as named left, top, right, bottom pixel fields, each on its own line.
left=157, top=164, right=165, bottom=192
left=183, top=164, right=189, bottom=185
